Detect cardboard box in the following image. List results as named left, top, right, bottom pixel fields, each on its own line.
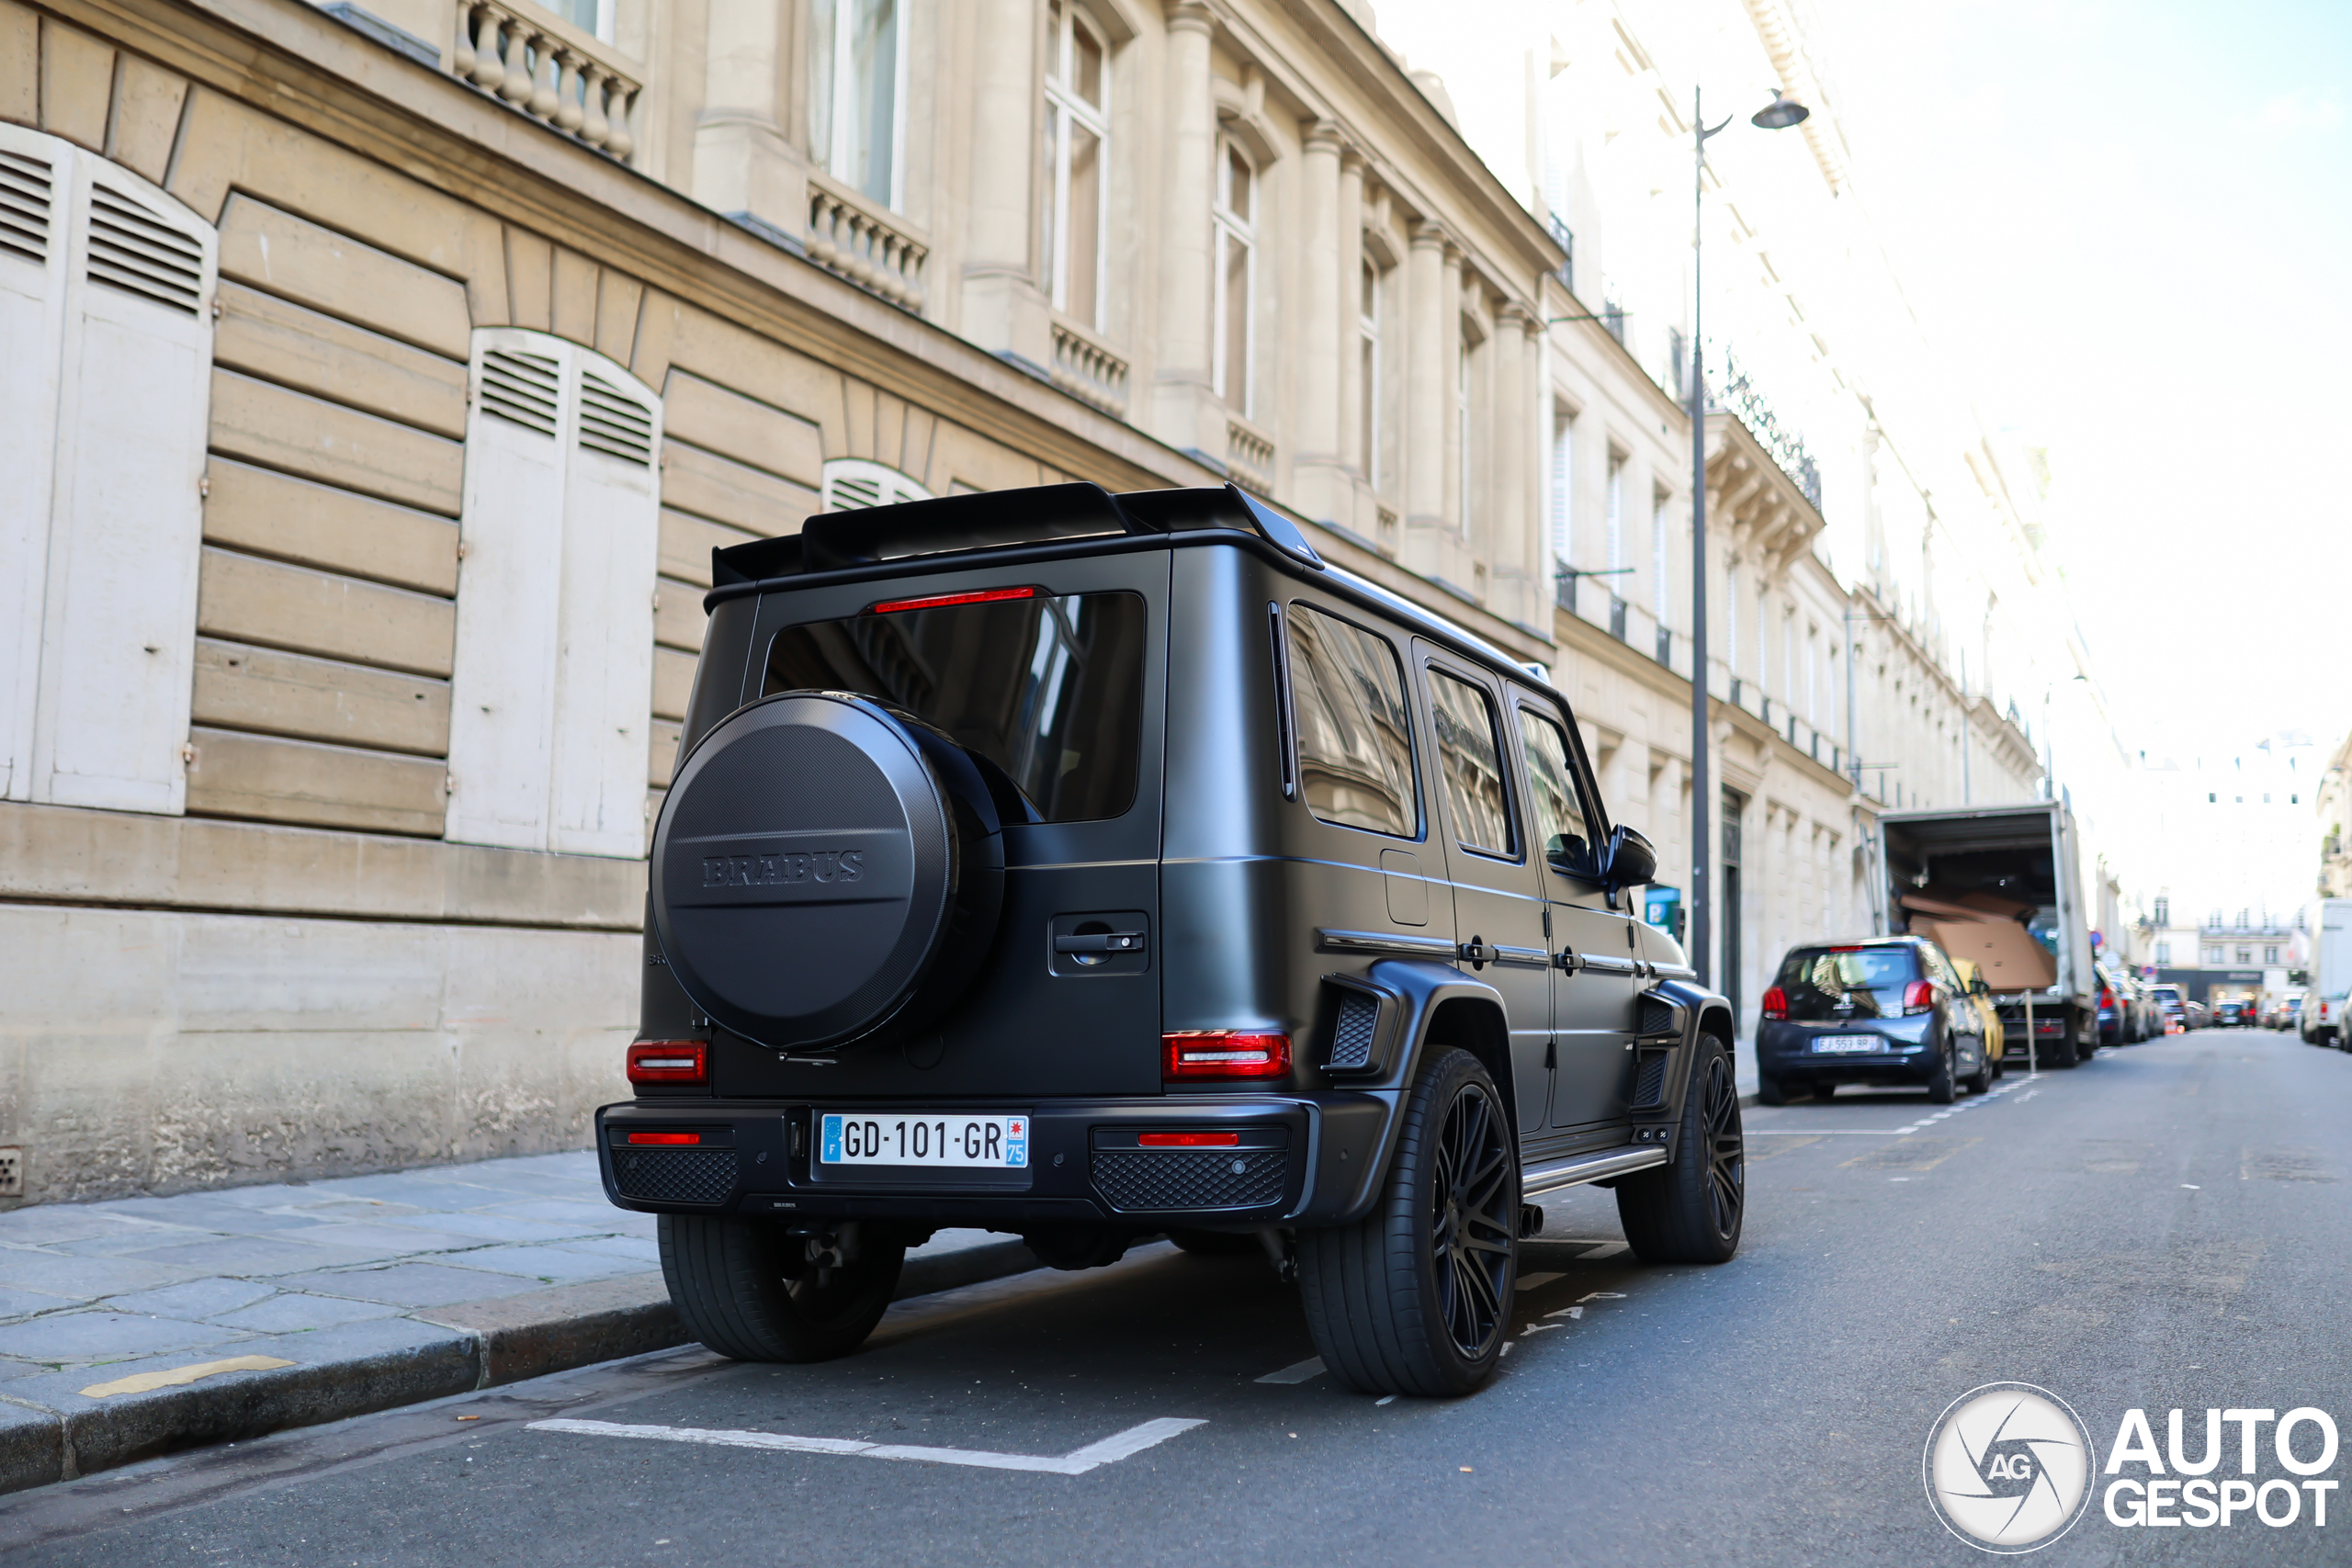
left=1928, top=919, right=2055, bottom=991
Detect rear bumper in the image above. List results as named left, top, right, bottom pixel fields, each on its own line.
left=596, top=1091, right=1398, bottom=1230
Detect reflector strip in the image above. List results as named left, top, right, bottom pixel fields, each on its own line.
left=868, top=585, right=1037, bottom=615
left=627, top=1132, right=701, bottom=1145
left=1137, top=1132, right=1241, bottom=1147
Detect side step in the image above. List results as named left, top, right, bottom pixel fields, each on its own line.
left=1521, top=1143, right=1669, bottom=1199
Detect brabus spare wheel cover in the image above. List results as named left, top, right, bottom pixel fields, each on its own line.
left=650, top=692, right=1004, bottom=1052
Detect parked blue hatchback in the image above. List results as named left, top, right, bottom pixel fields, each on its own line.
left=1755, top=936, right=1992, bottom=1106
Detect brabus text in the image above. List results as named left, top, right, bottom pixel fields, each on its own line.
left=702, top=851, right=865, bottom=887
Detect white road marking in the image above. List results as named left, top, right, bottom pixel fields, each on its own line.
left=1579, top=1241, right=1628, bottom=1259
left=2181, top=1184, right=2200, bottom=1190
left=1374, top=1395, right=1396, bottom=1406
left=1545, top=1305, right=1585, bottom=1320
left=1514, top=1271, right=1565, bottom=1292
left=1577, top=1292, right=1627, bottom=1303
left=526, top=1416, right=1206, bottom=1476
left=1520, top=1323, right=1561, bottom=1336
left=1500, top=1342, right=1512, bottom=1357
left=1255, top=1357, right=1327, bottom=1384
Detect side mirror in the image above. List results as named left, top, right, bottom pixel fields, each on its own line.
left=1599, top=824, right=1657, bottom=892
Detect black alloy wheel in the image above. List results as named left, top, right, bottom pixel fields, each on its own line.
left=1297, top=1047, right=1519, bottom=1396
left=1618, top=1035, right=1745, bottom=1265
left=1430, top=1076, right=1515, bottom=1361
left=1695, top=1047, right=1746, bottom=1241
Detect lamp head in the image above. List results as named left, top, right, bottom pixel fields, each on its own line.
left=1751, top=91, right=1810, bottom=130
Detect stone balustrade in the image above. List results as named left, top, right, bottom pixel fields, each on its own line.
left=1048, top=321, right=1128, bottom=416
left=1226, top=417, right=1274, bottom=496
left=450, top=0, right=640, bottom=160
left=806, top=177, right=928, bottom=309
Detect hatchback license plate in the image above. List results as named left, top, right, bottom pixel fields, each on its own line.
left=819, top=1113, right=1030, bottom=1168
left=1810, top=1035, right=1883, bottom=1054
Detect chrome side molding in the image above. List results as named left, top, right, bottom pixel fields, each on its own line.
left=1314, top=929, right=1460, bottom=959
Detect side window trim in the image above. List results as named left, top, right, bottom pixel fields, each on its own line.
left=1422, top=656, right=1523, bottom=864
left=1514, top=697, right=1600, bottom=886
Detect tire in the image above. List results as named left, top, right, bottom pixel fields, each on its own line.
left=1616, top=1035, right=1745, bottom=1265
left=1756, top=1074, right=1789, bottom=1107
left=660, top=1213, right=904, bottom=1362
left=1298, top=1047, right=1517, bottom=1397
left=1962, top=1052, right=1991, bottom=1096
left=1926, top=1040, right=1958, bottom=1104
left=1169, top=1227, right=1262, bottom=1257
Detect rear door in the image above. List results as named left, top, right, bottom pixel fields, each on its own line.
left=1513, top=699, right=1638, bottom=1130
left=1417, top=649, right=1554, bottom=1135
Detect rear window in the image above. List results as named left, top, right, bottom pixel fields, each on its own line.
left=763, top=589, right=1147, bottom=822
left=1774, top=945, right=1922, bottom=1021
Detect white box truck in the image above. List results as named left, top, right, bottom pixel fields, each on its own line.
left=1875, top=801, right=2098, bottom=1068
left=2301, top=898, right=2352, bottom=1045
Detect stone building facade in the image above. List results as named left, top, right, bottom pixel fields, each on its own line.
left=1, top=0, right=2053, bottom=1202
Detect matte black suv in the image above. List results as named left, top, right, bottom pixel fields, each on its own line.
left=604, top=482, right=1744, bottom=1396
left=1755, top=936, right=1992, bottom=1104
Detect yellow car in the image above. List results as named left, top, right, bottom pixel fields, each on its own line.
left=1950, top=956, right=2007, bottom=1074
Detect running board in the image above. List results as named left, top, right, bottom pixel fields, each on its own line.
left=1521, top=1144, right=1670, bottom=1198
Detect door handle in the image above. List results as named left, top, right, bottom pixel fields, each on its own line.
left=1555, top=948, right=1578, bottom=974
left=1458, top=935, right=1491, bottom=970
left=1054, top=931, right=1146, bottom=953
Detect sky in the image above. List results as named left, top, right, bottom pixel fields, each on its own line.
left=1805, top=0, right=2352, bottom=761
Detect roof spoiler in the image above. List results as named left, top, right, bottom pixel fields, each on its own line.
left=710, top=481, right=1322, bottom=587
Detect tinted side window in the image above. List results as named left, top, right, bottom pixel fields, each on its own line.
left=1285, top=604, right=1417, bottom=838
left=1518, top=707, right=1592, bottom=874
left=1427, top=669, right=1516, bottom=857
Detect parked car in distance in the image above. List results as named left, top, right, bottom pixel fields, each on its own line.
left=609, top=479, right=1746, bottom=1398
left=2129, top=976, right=2161, bottom=1041
left=2186, top=998, right=2211, bottom=1030
left=2148, top=984, right=2187, bottom=1033
left=2095, top=963, right=2128, bottom=1047
left=1757, top=936, right=1993, bottom=1105
left=2301, top=989, right=2346, bottom=1047
left=2213, top=999, right=2254, bottom=1028
left=1951, top=956, right=2007, bottom=1069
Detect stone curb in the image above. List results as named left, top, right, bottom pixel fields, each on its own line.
left=0, top=1239, right=1046, bottom=1498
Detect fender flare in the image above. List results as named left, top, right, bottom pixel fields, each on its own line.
left=1312, top=959, right=1508, bottom=1225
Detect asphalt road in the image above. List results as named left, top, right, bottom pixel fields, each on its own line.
left=6, top=1027, right=2349, bottom=1566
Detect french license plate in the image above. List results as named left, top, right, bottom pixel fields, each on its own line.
left=819, top=1112, right=1030, bottom=1169
left=1810, top=1035, right=1883, bottom=1054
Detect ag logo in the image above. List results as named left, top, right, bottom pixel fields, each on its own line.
left=1924, top=1382, right=2095, bottom=1552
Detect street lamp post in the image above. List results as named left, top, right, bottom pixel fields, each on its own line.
left=1686, top=85, right=1806, bottom=989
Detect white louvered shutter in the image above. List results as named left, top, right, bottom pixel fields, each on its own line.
left=0, top=130, right=67, bottom=801
left=0, top=127, right=215, bottom=814
left=820, top=458, right=932, bottom=511
left=548, top=363, right=661, bottom=857
left=448, top=336, right=569, bottom=848
left=447, top=331, right=660, bottom=857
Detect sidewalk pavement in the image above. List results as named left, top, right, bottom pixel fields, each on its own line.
left=0, top=1151, right=1038, bottom=1495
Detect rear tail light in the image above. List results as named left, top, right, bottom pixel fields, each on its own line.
left=2100, top=987, right=2115, bottom=1010
left=1162, top=1031, right=1292, bottom=1081
left=1137, top=1132, right=1241, bottom=1147
left=1760, top=987, right=1788, bottom=1022
left=628, top=1040, right=707, bottom=1087
left=627, top=1132, right=701, bottom=1145
left=1903, top=980, right=1937, bottom=1016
